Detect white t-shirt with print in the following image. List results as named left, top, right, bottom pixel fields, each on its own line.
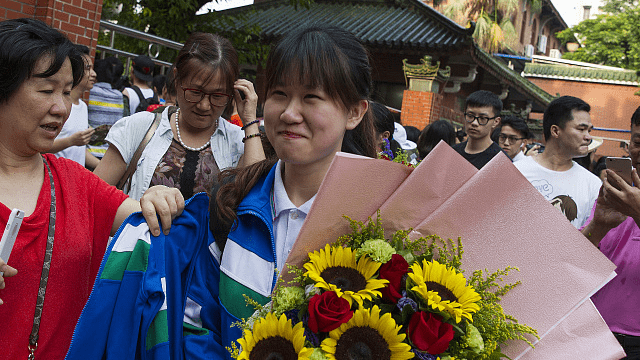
left=514, top=156, right=602, bottom=229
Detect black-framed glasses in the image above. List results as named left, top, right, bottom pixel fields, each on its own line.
left=464, top=112, right=497, bottom=126
left=181, top=86, right=231, bottom=107
left=498, top=134, right=526, bottom=143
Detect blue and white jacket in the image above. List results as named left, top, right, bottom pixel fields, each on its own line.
left=65, top=193, right=225, bottom=360
left=214, top=164, right=279, bottom=357
left=66, top=165, right=279, bottom=360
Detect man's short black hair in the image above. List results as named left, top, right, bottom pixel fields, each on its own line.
left=500, top=116, right=532, bottom=139
left=465, top=90, right=503, bottom=117
left=543, top=96, right=590, bottom=141
left=631, top=105, right=640, bottom=127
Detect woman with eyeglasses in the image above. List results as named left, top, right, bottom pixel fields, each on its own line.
left=94, top=32, right=266, bottom=200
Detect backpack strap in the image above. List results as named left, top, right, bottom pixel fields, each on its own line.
left=130, top=85, right=145, bottom=104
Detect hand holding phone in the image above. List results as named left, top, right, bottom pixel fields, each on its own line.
left=0, top=209, right=25, bottom=265
left=606, top=157, right=633, bottom=186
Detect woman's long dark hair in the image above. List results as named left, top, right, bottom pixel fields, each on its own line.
left=211, top=24, right=377, bottom=248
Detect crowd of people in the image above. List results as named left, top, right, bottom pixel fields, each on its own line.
left=0, top=16, right=639, bottom=360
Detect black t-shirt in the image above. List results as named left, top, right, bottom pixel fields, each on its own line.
left=452, top=141, right=509, bottom=169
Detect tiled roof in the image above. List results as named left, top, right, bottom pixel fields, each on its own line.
left=213, top=0, right=474, bottom=51
left=211, top=0, right=552, bottom=107
left=522, top=63, right=640, bottom=85
left=473, top=47, right=554, bottom=107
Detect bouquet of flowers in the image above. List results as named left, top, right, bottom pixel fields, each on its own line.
left=230, top=214, right=537, bottom=360
left=378, top=138, right=418, bottom=168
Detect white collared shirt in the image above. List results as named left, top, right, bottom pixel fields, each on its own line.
left=271, top=160, right=316, bottom=273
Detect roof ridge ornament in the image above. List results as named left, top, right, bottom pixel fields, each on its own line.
left=402, top=55, right=451, bottom=92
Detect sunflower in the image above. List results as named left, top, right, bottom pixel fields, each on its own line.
left=237, top=312, right=313, bottom=360
left=304, top=244, right=388, bottom=306
left=321, top=305, right=413, bottom=360
left=408, top=259, right=480, bottom=323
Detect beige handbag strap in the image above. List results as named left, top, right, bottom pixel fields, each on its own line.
left=116, top=108, right=170, bottom=192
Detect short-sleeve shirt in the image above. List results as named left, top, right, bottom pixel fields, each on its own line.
left=105, top=107, right=245, bottom=200
left=452, top=141, right=507, bottom=169
left=590, top=214, right=640, bottom=336
left=514, top=156, right=602, bottom=228
left=0, top=154, right=128, bottom=359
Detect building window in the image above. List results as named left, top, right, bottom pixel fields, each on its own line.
left=583, top=6, right=591, bottom=20
left=520, top=10, right=528, bottom=44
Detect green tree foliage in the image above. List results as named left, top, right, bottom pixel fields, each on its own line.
left=600, top=0, right=638, bottom=14
left=100, top=0, right=310, bottom=67
left=556, top=5, right=640, bottom=70
left=442, top=0, right=541, bottom=53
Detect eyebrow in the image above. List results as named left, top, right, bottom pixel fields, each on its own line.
left=36, top=77, right=73, bottom=87
left=467, top=111, right=492, bottom=116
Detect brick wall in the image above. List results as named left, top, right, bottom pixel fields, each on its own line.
left=400, top=89, right=445, bottom=130
left=527, top=77, right=640, bottom=157
left=0, top=0, right=102, bottom=55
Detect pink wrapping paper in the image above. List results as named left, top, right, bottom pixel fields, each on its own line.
left=284, top=153, right=413, bottom=273
left=377, top=141, right=478, bottom=232
left=410, top=151, right=619, bottom=358
left=282, top=144, right=623, bottom=359
left=516, top=300, right=625, bottom=360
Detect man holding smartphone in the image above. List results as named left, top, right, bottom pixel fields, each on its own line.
left=514, top=96, right=602, bottom=229
left=582, top=106, right=640, bottom=359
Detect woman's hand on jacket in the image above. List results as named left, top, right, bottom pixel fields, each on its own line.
left=140, top=186, right=185, bottom=236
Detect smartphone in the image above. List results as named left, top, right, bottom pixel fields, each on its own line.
left=0, top=209, right=25, bottom=264
left=606, top=157, right=633, bottom=185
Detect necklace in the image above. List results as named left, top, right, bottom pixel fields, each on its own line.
left=174, top=108, right=216, bottom=151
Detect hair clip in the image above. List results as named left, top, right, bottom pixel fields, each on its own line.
left=189, top=42, right=199, bottom=53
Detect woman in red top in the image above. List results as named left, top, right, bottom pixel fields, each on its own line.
left=0, top=18, right=183, bottom=359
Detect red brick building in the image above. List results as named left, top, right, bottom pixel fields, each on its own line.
left=0, top=0, right=102, bottom=56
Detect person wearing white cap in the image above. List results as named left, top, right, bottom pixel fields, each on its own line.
left=393, top=122, right=417, bottom=150
left=514, top=96, right=602, bottom=229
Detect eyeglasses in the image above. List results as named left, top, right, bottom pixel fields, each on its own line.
left=181, top=86, right=231, bottom=107
left=498, top=134, right=526, bottom=144
left=464, top=112, right=497, bottom=126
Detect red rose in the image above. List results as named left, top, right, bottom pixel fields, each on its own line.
left=407, top=311, right=454, bottom=354
left=378, top=253, right=409, bottom=303
left=307, top=291, right=353, bottom=333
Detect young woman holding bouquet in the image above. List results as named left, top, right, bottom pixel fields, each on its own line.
left=210, top=23, right=377, bottom=357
